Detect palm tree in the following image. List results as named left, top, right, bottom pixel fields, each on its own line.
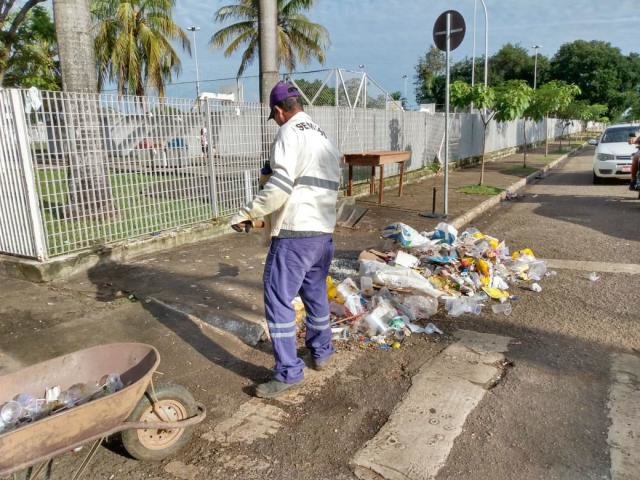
left=211, top=0, right=329, bottom=78
left=53, top=0, right=115, bottom=221
left=92, top=0, right=190, bottom=96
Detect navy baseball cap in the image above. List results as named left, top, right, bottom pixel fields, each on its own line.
left=268, top=81, right=301, bottom=119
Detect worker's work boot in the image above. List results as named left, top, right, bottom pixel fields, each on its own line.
left=254, top=379, right=301, bottom=398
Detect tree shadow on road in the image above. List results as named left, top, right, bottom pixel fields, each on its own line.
left=86, top=259, right=273, bottom=384
left=515, top=190, right=640, bottom=243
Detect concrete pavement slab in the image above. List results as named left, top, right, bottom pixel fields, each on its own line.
left=351, top=330, right=511, bottom=480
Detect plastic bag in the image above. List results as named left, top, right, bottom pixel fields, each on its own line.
left=429, top=222, right=458, bottom=245
left=398, top=295, right=439, bottom=320
left=373, top=269, right=444, bottom=298
left=382, top=223, right=434, bottom=248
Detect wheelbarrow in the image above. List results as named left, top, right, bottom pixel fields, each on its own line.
left=0, top=343, right=206, bottom=479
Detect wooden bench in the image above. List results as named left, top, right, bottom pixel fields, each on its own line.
left=344, top=150, right=411, bottom=204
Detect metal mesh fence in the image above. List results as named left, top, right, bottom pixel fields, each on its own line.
left=1, top=87, right=581, bottom=259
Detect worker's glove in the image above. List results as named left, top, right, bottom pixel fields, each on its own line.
left=259, top=162, right=273, bottom=189
left=231, top=220, right=252, bottom=233
left=259, top=173, right=272, bottom=188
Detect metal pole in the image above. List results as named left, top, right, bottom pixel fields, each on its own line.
left=335, top=68, right=339, bottom=107
left=534, top=51, right=538, bottom=90
left=471, top=0, right=477, bottom=88
left=444, top=12, right=450, bottom=218
left=402, top=74, right=408, bottom=107
left=532, top=45, right=541, bottom=90
left=479, top=0, right=488, bottom=87
left=205, top=100, right=219, bottom=217
left=258, top=0, right=279, bottom=103
left=188, top=26, right=201, bottom=99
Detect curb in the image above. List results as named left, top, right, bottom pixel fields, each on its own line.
left=145, top=297, right=267, bottom=347
left=450, top=144, right=585, bottom=230
left=0, top=221, right=230, bottom=283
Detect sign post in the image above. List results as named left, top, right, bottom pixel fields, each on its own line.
left=423, top=10, right=465, bottom=219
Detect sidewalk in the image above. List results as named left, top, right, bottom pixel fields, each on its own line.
left=53, top=139, right=584, bottom=345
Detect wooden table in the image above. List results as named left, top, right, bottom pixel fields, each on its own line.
left=344, top=150, right=411, bottom=204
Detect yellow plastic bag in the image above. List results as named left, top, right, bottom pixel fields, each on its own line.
left=512, top=248, right=535, bottom=259
left=482, top=286, right=510, bottom=301
left=476, top=258, right=491, bottom=276
left=326, top=276, right=339, bottom=302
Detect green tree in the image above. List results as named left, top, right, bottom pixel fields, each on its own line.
left=0, top=0, right=47, bottom=84
left=390, top=91, right=406, bottom=109
left=53, top=0, right=114, bottom=220
left=452, top=80, right=533, bottom=184
left=525, top=81, right=580, bottom=156
left=550, top=40, right=640, bottom=118
left=291, top=78, right=335, bottom=106
left=494, top=80, right=532, bottom=167
left=92, top=0, right=190, bottom=96
left=490, top=43, right=549, bottom=87
left=415, top=45, right=445, bottom=105
left=2, top=5, right=60, bottom=89
left=211, top=0, right=329, bottom=78
left=451, top=81, right=496, bottom=185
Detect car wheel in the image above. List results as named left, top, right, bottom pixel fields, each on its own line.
left=593, top=171, right=604, bottom=184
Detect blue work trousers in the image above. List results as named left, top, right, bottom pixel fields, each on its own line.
left=263, top=234, right=334, bottom=383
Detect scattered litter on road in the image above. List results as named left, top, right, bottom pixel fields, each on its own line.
left=297, top=221, right=552, bottom=350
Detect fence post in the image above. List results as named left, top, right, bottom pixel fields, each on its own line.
left=205, top=100, right=219, bottom=217
left=9, top=89, right=47, bottom=261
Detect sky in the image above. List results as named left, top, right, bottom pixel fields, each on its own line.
left=128, top=0, right=640, bottom=101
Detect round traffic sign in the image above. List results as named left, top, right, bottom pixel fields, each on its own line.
left=433, top=10, right=466, bottom=51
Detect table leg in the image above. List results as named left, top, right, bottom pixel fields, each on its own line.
left=399, top=161, right=405, bottom=196
left=370, top=166, right=376, bottom=195
left=348, top=164, right=353, bottom=196
left=379, top=165, right=384, bottom=204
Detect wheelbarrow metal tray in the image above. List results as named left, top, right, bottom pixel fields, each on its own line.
left=0, top=343, right=159, bottom=476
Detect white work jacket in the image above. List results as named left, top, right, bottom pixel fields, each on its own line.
left=230, top=111, right=341, bottom=237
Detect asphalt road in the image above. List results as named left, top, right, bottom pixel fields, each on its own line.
left=434, top=146, right=640, bottom=480
left=1, top=146, right=638, bottom=480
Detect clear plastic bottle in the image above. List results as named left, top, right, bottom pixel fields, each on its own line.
left=527, top=261, right=547, bottom=281
left=1, top=401, right=23, bottom=425
left=491, top=302, right=512, bottom=315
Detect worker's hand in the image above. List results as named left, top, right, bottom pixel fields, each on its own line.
left=231, top=220, right=252, bottom=233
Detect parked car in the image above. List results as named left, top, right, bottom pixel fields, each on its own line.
left=167, top=137, right=188, bottom=149
left=592, top=123, right=639, bottom=183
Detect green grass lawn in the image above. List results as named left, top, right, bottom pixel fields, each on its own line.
left=37, top=168, right=213, bottom=256
left=457, top=184, right=505, bottom=196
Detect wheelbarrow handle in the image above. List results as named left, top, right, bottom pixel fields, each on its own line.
left=126, top=402, right=207, bottom=431
left=103, top=402, right=207, bottom=436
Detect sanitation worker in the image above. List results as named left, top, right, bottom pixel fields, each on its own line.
left=230, top=81, right=341, bottom=398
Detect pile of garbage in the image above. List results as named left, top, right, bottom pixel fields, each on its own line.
left=0, top=373, right=123, bottom=434
left=296, top=222, right=553, bottom=349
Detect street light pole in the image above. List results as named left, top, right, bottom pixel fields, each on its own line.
left=532, top=44, right=542, bottom=90
left=479, top=0, right=488, bottom=87
left=187, top=26, right=201, bottom=99
left=471, top=0, right=477, bottom=89
left=402, top=74, right=408, bottom=107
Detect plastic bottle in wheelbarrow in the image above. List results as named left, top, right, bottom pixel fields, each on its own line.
left=0, top=401, right=22, bottom=430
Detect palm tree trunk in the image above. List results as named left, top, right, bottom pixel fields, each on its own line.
left=258, top=0, right=279, bottom=103
left=53, top=0, right=115, bottom=220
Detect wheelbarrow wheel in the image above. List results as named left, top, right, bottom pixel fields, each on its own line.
left=122, top=383, right=197, bottom=461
